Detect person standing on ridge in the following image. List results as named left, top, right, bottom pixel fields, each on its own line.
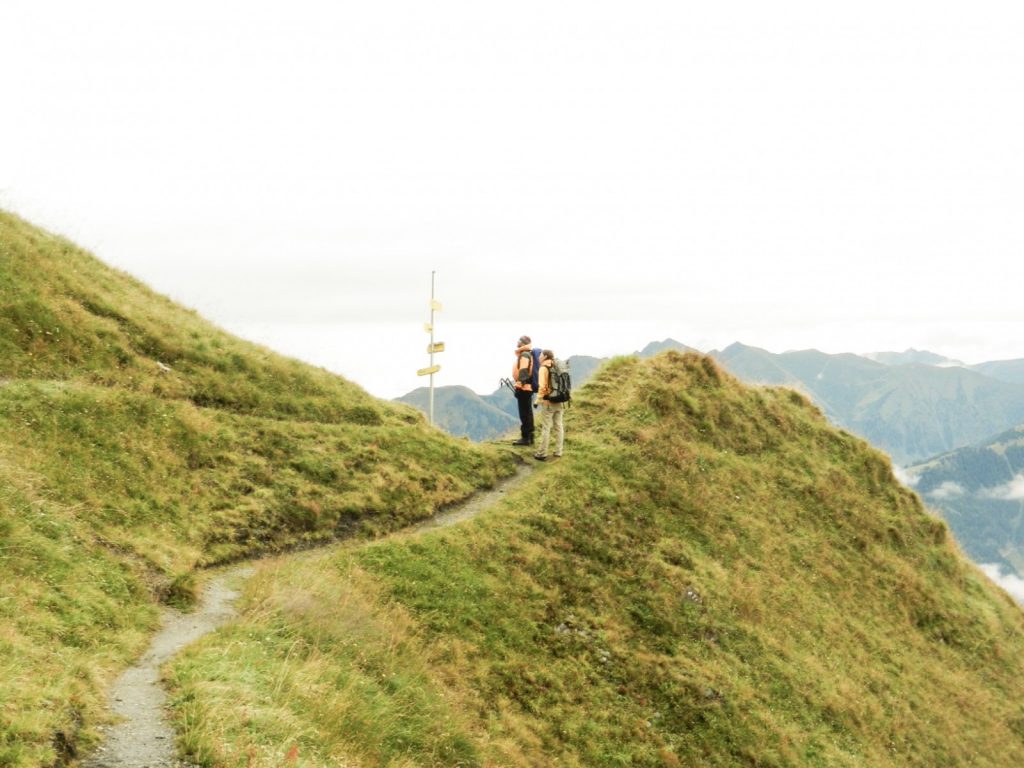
left=533, top=349, right=565, bottom=461
left=511, top=335, right=535, bottom=445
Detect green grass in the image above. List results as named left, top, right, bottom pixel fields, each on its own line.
left=0, top=210, right=515, bottom=766
left=169, top=353, right=1024, bottom=766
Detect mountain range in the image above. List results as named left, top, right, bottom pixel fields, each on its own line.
left=905, top=426, right=1024, bottom=575
left=711, top=342, right=1024, bottom=465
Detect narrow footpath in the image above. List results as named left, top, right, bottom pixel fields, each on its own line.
left=81, top=463, right=534, bottom=767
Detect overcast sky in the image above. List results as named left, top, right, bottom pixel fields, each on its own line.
left=3, top=1, right=1023, bottom=398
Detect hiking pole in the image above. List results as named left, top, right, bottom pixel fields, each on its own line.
left=499, top=378, right=517, bottom=395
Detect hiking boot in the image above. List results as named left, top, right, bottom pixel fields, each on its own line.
left=512, top=439, right=532, bottom=446
left=533, top=454, right=547, bottom=461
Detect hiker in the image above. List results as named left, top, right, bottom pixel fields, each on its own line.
left=511, top=335, right=535, bottom=446
left=533, top=349, right=565, bottom=461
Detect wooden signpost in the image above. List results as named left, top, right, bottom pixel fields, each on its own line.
left=419, top=271, right=443, bottom=425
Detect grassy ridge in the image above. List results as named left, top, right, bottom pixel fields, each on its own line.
left=0, top=211, right=394, bottom=423
left=169, top=353, right=1024, bottom=766
left=0, top=210, right=515, bottom=766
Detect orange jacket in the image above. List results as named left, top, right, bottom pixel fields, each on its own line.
left=513, top=345, right=533, bottom=392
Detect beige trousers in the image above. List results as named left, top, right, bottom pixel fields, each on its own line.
left=537, top=402, right=565, bottom=457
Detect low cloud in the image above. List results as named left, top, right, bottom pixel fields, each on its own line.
left=979, top=563, right=1024, bottom=604
left=979, top=474, right=1024, bottom=501
left=892, top=466, right=919, bottom=488
left=926, top=481, right=965, bottom=500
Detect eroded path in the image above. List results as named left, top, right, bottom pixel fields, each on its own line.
left=81, top=463, right=533, bottom=767
left=81, top=568, right=253, bottom=767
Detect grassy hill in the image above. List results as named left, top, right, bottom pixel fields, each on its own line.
left=166, top=352, right=1024, bottom=767
left=0, top=210, right=515, bottom=766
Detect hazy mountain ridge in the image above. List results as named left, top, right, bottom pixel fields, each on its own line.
left=711, top=342, right=1024, bottom=465
left=395, top=385, right=517, bottom=441
left=906, top=425, right=1024, bottom=576
left=972, top=358, right=1024, bottom=384
left=866, top=348, right=964, bottom=367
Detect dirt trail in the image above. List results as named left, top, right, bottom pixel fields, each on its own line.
left=80, top=463, right=533, bottom=767
left=81, top=567, right=253, bottom=767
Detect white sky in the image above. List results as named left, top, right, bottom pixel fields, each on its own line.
left=3, top=1, right=1023, bottom=398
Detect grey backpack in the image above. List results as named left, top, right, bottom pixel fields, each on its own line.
left=546, top=359, right=572, bottom=404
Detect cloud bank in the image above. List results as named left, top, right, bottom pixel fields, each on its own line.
left=979, top=563, right=1024, bottom=604
left=892, top=466, right=919, bottom=488
left=926, top=481, right=965, bottom=500
left=979, top=474, right=1024, bottom=501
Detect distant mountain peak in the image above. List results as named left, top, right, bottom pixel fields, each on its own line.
left=865, top=349, right=965, bottom=367
left=635, top=338, right=699, bottom=357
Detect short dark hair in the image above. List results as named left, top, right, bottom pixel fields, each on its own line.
left=542, top=349, right=554, bottom=360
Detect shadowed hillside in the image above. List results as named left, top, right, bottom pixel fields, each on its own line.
left=168, top=352, right=1024, bottom=767
left=0, top=210, right=515, bottom=766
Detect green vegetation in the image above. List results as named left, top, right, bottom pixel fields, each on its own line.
left=169, top=352, right=1024, bottom=766
left=0, top=210, right=515, bottom=766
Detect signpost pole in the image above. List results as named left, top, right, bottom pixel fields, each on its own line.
left=429, top=271, right=436, bottom=426
left=417, top=272, right=443, bottom=425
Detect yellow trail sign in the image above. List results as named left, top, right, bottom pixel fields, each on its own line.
left=427, top=342, right=445, bottom=353
left=417, top=364, right=441, bottom=377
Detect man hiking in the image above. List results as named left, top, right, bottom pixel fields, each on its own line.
left=511, top=335, right=536, bottom=446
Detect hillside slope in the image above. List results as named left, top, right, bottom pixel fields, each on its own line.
left=168, top=352, right=1024, bottom=767
left=0, top=210, right=515, bottom=766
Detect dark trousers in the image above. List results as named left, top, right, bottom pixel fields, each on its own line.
left=515, top=389, right=535, bottom=443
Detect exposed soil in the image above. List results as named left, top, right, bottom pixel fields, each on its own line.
left=79, top=463, right=533, bottom=767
